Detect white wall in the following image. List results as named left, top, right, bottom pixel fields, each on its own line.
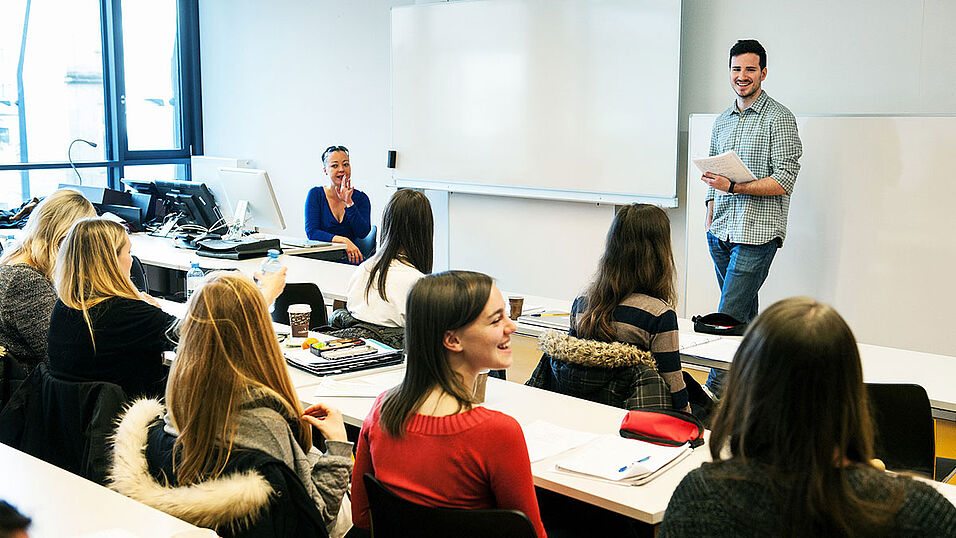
left=199, top=0, right=402, bottom=238
left=199, top=1, right=956, bottom=342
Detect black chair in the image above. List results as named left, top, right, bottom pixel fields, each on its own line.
left=866, top=383, right=935, bottom=478
left=362, top=473, right=536, bottom=538
left=271, top=283, right=329, bottom=329
left=130, top=254, right=149, bottom=292
left=0, top=363, right=127, bottom=485
left=356, top=225, right=377, bottom=260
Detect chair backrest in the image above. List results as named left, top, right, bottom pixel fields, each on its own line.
left=130, top=254, right=149, bottom=292
left=0, top=363, right=127, bottom=484
left=271, top=283, right=328, bottom=328
left=866, top=383, right=935, bottom=478
left=356, top=225, right=377, bottom=260
left=362, top=473, right=536, bottom=538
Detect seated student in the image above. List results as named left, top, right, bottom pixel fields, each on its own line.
left=350, top=271, right=547, bottom=537
left=660, top=297, right=956, bottom=537
left=0, top=189, right=95, bottom=369
left=527, top=204, right=689, bottom=412
left=305, top=145, right=372, bottom=265
left=47, top=218, right=177, bottom=398
left=332, top=189, right=433, bottom=348
left=111, top=272, right=353, bottom=537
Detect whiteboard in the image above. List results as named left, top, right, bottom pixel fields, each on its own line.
left=683, top=114, right=956, bottom=356
left=390, top=0, right=681, bottom=206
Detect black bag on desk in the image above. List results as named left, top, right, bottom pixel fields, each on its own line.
left=196, top=238, right=281, bottom=260
left=692, top=312, right=747, bottom=336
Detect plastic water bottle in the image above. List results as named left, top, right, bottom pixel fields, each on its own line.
left=260, top=249, right=283, bottom=273
left=185, top=262, right=204, bottom=299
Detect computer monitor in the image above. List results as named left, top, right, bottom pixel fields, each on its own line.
left=216, top=167, right=286, bottom=238
left=151, top=179, right=226, bottom=233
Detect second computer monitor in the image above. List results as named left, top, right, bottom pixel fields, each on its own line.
left=215, top=167, right=286, bottom=232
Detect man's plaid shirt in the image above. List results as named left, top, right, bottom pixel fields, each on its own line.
left=705, top=91, right=802, bottom=245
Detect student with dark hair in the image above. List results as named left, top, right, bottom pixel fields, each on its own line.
left=528, top=204, right=689, bottom=412
left=333, top=189, right=433, bottom=348
left=0, top=500, right=31, bottom=538
left=660, top=297, right=956, bottom=537
left=304, top=145, right=372, bottom=264
left=701, top=39, right=803, bottom=396
left=350, top=271, right=546, bottom=537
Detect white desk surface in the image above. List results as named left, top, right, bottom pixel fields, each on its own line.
left=678, top=326, right=956, bottom=416
left=296, top=368, right=710, bottom=524
left=0, top=442, right=213, bottom=538
left=132, top=234, right=357, bottom=300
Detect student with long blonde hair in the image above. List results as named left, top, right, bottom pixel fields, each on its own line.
left=111, top=272, right=352, bottom=535
left=48, top=218, right=173, bottom=397
left=0, top=189, right=95, bottom=367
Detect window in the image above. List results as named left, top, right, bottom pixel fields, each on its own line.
left=0, top=0, right=201, bottom=203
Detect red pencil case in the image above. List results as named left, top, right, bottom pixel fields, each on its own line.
left=620, top=409, right=705, bottom=448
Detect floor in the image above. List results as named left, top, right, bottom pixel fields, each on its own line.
left=509, top=334, right=956, bottom=484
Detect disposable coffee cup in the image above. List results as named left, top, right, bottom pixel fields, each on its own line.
left=473, top=370, right=491, bottom=404
left=508, top=296, right=524, bottom=320
left=288, top=304, right=311, bottom=338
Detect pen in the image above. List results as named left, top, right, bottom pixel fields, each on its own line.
left=618, top=456, right=650, bottom=472
left=530, top=312, right=570, bottom=317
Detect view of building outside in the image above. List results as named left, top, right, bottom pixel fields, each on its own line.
left=0, top=0, right=181, bottom=209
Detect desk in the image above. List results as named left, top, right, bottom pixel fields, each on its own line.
left=679, top=328, right=956, bottom=420
left=295, top=368, right=710, bottom=524
left=132, top=234, right=357, bottom=300
left=0, top=442, right=213, bottom=537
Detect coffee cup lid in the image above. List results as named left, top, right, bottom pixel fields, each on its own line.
left=288, top=304, right=312, bottom=313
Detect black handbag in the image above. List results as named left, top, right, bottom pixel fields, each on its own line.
left=692, top=312, right=747, bottom=336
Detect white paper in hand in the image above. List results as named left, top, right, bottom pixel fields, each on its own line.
left=693, top=150, right=757, bottom=183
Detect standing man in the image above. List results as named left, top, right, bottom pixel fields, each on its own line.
left=702, top=39, right=802, bottom=396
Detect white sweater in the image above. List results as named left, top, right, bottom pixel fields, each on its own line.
left=345, top=257, right=424, bottom=327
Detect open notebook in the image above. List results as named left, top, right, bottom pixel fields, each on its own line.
left=554, top=435, right=692, bottom=486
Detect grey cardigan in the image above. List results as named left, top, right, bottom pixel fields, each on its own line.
left=0, top=263, right=56, bottom=365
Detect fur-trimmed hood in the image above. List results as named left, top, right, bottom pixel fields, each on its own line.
left=109, top=398, right=274, bottom=530
left=537, top=331, right=656, bottom=369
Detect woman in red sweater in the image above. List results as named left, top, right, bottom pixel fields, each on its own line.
left=350, top=270, right=546, bottom=537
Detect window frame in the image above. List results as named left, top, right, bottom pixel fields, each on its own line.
left=0, top=0, right=202, bottom=198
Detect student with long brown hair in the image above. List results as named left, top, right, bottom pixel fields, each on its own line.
left=528, top=203, right=688, bottom=411
left=0, top=189, right=95, bottom=368
left=111, top=272, right=352, bottom=536
left=350, top=271, right=546, bottom=537
left=660, top=297, right=956, bottom=537
left=334, top=189, right=433, bottom=348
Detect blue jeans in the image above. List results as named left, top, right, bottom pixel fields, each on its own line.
left=705, top=232, right=779, bottom=394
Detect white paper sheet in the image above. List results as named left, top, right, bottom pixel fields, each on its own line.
left=678, top=332, right=723, bottom=351
left=521, top=420, right=601, bottom=463
left=312, top=369, right=406, bottom=398
left=555, top=435, right=690, bottom=481
left=693, top=150, right=757, bottom=183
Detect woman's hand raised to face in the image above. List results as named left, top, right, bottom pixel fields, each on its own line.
left=302, top=402, right=348, bottom=443
left=337, top=176, right=354, bottom=207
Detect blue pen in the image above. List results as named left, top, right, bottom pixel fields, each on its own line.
left=618, top=456, right=650, bottom=473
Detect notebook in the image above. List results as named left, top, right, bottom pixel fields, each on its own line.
left=554, top=435, right=692, bottom=486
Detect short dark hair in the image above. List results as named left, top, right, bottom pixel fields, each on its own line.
left=0, top=501, right=31, bottom=534
left=321, top=145, right=349, bottom=166
left=729, top=39, right=766, bottom=69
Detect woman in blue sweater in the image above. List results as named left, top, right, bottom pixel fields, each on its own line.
left=304, top=145, right=372, bottom=264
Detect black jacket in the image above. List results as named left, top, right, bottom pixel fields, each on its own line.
left=110, top=399, right=329, bottom=538
left=0, top=363, right=127, bottom=485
